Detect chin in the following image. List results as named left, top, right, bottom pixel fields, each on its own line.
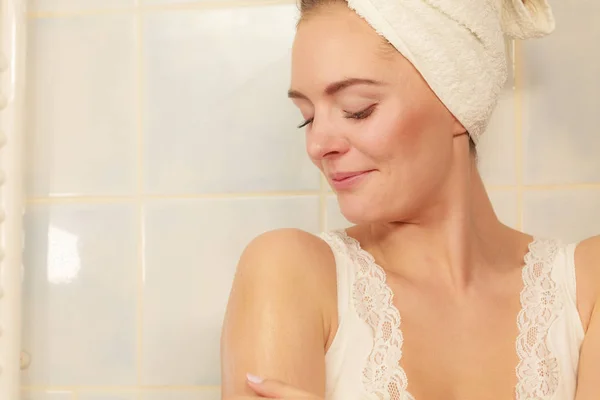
left=337, top=193, right=413, bottom=226
left=337, top=194, right=385, bottom=225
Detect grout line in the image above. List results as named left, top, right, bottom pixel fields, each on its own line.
left=27, top=0, right=297, bottom=19
left=24, top=183, right=600, bottom=205
left=26, top=196, right=139, bottom=204
left=522, top=183, right=600, bottom=190
left=135, top=2, right=146, bottom=388
left=136, top=9, right=145, bottom=201
left=319, top=173, right=327, bottom=232
left=142, top=0, right=297, bottom=12
left=25, top=191, right=323, bottom=203
left=137, top=204, right=146, bottom=387
left=513, top=39, right=525, bottom=231
left=28, top=7, right=137, bottom=18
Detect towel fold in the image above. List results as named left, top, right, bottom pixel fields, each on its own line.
left=502, top=0, right=555, bottom=39
left=345, top=0, right=555, bottom=143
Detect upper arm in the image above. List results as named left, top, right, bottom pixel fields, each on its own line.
left=575, top=236, right=600, bottom=399
left=574, top=235, right=600, bottom=330
left=220, top=228, right=338, bottom=399
left=575, top=296, right=600, bottom=400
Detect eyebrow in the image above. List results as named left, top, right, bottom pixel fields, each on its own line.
left=287, top=78, right=384, bottom=100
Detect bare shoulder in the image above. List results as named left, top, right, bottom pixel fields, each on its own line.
left=235, top=228, right=337, bottom=285
left=575, top=235, right=600, bottom=289
left=228, top=228, right=339, bottom=314
left=574, top=235, right=600, bottom=330
left=240, top=227, right=335, bottom=261
left=227, top=228, right=338, bottom=326
left=576, top=234, right=600, bottom=257
left=220, top=228, right=338, bottom=398
left=574, top=235, right=600, bottom=399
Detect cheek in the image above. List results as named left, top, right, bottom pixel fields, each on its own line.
left=365, top=91, right=455, bottom=157
left=351, top=99, right=454, bottom=194
left=355, top=103, right=425, bottom=162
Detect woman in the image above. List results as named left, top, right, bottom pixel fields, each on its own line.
left=220, top=0, right=600, bottom=398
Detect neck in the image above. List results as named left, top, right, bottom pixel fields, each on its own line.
left=359, top=151, right=523, bottom=292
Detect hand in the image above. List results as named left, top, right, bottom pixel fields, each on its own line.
left=245, top=373, right=323, bottom=399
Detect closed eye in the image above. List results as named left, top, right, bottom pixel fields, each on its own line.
left=297, top=118, right=314, bottom=129
left=344, top=104, right=377, bottom=120
left=297, top=104, right=377, bottom=128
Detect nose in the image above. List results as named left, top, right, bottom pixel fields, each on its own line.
left=306, top=118, right=350, bottom=161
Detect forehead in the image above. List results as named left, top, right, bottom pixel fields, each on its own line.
left=291, top=4, right=400, bottom=88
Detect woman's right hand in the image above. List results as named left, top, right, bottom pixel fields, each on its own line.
left=223, top=374, right=324, bottom=400
left=244, top=373, right=324, bottom=399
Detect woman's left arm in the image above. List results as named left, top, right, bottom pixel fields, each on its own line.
left=575, top=297, right=599, bottom=399
left=575, top=236, right=600, bottom=400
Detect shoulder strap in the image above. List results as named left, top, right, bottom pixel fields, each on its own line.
left=563, top=242, right=579, bottom=304
left=319, top=230, right=358, bottom=323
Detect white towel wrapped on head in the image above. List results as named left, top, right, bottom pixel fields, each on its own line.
left=345, top=0, right=555, bottom=143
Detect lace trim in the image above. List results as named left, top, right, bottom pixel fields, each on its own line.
left=338, top=231, right=414, bottom=400
left=336, top=230, right=562, bottom=400
left=515, top=238, right=563, bottom=399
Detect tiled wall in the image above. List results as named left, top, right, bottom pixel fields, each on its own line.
left=21, top=0, right=600, bottom=399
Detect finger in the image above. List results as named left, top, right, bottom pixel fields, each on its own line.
left=246, top=373, right=310, bottom=398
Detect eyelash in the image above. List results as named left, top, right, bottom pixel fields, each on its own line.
left=297, top=104, right=378, bottom=129
left=297, top=118, right=313, bottom=129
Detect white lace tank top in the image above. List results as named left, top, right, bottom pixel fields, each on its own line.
left=319, top=230, right=585, bottom=400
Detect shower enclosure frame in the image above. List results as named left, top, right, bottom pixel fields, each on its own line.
left=0, top=0, right=26, bottom=398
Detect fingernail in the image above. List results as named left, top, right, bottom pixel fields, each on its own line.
left=246, top=373, right=264, bottom=384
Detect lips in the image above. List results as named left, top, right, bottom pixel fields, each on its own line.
left=329, top=170, right=373, bottom=182
left=327, top=170, right=374, bottom=190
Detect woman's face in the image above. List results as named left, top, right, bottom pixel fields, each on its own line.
left=290, top=3, right=467, bottom=224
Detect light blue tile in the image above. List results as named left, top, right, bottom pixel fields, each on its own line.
left=142, top=196, right=319, bottom=385
left=521, top=1, right=600, bottom=185
left=26, top=15, right=137, bottom=197
left=523, top=189, right=600, bottom=243
left=142, top=5, right=319, bottom=194
left=22, top=203, right=138, bottom=386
